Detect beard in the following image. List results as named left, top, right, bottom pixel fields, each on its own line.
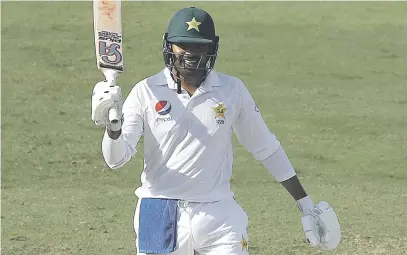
left=174, top=54, right=208, bottom=87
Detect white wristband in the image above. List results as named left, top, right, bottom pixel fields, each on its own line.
left=296, top=195, right=314, bottom=214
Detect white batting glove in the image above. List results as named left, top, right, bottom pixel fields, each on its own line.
left=297, top=197, right=342, bottom=251
left=91, top=80, right=123, bottom=131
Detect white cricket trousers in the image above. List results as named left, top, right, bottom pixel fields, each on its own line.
left=134, top=198, right=250, bottom=255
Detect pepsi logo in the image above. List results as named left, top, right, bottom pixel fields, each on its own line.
left=155, top=100, right=171, bottom=115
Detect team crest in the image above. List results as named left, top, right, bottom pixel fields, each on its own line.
left=186, top=17, right=201, bottom=32
left=213, top=103, right=227, bottom=124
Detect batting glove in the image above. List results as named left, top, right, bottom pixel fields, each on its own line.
left=91, top=80, right=123, bottom=131
left=297, top=197, right=342, bottom=251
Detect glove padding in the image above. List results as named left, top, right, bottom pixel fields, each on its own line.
left=91, top=80, right=123, bottom=131
left=301, top=201, right=341, bottom=251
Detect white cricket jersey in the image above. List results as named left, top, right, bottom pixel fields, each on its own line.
left=103, top=68, right=280, bottom=202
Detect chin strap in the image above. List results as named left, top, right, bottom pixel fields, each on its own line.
left=176, top=72, right=182, bottom=94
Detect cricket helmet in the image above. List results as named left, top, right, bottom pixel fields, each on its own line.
left=163, top=7, right=219, bottom=91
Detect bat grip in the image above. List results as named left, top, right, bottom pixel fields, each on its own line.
left=102, top=69, right=120, bottom=124
left=109, top=108, right=120, bottom=124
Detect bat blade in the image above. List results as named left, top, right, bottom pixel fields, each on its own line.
left=93, top=0, right=123, bottom=125
left=93, top=0, right=124, bottom=72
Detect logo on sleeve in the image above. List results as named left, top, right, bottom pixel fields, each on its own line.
left=241, top=235, right=248, bottom=251
left=213, top=102, right=227, bottom=124
left=254, top=103, right=259, bottom=112
left=155, top=100, right=171, bottom=115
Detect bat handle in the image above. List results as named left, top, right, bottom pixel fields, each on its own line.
left=102, top=69, right=120, bottom=125
left=108, top=108, right=120, bottom=125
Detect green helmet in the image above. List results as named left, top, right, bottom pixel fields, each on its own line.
left=163, top=7, right=220, bottom=91
left=166, top=7, right=217, bottom=44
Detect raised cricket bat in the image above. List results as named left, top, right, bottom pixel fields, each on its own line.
left=93, top=0, right=123, bottom=124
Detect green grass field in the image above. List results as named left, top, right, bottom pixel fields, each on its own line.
left=2, top=1, right=407, bottom=255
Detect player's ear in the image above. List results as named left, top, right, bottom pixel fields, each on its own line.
left=163, top=33, right=173, bottom=66
left=212, top=36, right=219, bottom=54
left=162, top=33, right=170, bottom=49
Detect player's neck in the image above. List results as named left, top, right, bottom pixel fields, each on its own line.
left=170, top=69, right=198, bottom=96
left=181, top=81, right=197, bottom=96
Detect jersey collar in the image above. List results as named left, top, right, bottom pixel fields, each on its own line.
left=157, top=68, right=221, bottom=91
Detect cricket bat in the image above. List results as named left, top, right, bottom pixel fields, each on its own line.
left=93, top=0, right=123, bottom=124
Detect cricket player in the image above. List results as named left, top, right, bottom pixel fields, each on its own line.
left=91, top=7, right=341, bottom=255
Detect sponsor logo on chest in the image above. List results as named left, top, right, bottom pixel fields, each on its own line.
left=155, top=100, right=174, bottom=122
left=154, top=100, right=229, bottom=126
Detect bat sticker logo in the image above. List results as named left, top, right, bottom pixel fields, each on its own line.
left=99, top=41, right=122, bottom=65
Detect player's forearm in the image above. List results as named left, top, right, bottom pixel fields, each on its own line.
left=280, top=175, right=308, bottom=200
left=281, top=175, right=315, bottom=213
left=261, top=146, right=314, bottom=212
left=102, top=129, right=130, bottom=169
left=107, top=128, right=122, bottom=140
left=261, top=146, right=306, bottom=199
left=261, top=146, right=297, bottom=182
